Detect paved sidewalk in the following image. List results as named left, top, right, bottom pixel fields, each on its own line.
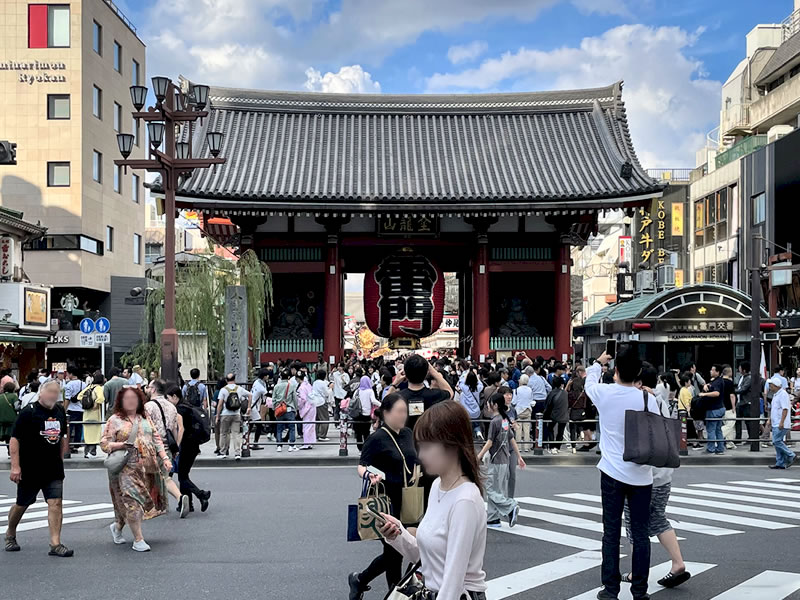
left=0, top=437, right=789, bottom=469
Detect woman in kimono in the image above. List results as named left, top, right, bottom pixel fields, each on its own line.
left=296, top=371, right=317, bottom=450
left=101, top=386, right=171, bottom=552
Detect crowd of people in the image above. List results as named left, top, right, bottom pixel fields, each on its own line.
left=3, top=346, right=799, bottom=600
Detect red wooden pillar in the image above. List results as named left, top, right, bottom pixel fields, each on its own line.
left=472, top=234, right=490, bottom=362
left=554, top=244, right=572, bottom=360
left=324, top=234, right=342, bottom=366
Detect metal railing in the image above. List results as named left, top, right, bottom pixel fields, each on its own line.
left=715, top=135, right=768, bottom=169
left=646, top=168, right=692, bottom=183
left=490, top=336, right=555, bottom=351
left=260, top=339, right=324, bottom=353
left=103, top=0, right=137, bottom=34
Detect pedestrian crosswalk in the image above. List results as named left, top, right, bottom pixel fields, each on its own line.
left=0, top=494, right=114, bottom=536
left=485, top=477, right=800, bottom=599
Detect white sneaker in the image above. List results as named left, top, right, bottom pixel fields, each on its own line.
left=276, top=446, right=282, bottom=452
left=234, top=454, right=241, bottom=461
left=552, top=448, right=559, bottom=455
left=110, top=523, right=126, bottom=545
left=288, top=446, right=297, bottom=452
left=179, top=495, right=190, bottom=519
left=217, top=453, right=227, bottom=459
left=132, top=539, right=151, bottom=552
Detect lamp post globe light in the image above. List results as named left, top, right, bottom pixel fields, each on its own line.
left=114, top=76, right=226, bottom=382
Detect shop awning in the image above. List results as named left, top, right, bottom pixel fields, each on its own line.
left=0, top=332, right=48, bottom=343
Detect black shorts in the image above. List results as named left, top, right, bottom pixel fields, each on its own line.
left=16, top=479, right=63, bottom=507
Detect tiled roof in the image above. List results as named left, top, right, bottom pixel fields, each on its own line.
left=755, top=31, right=800, bottom=85
left=175, top=81, right=662, bottom=208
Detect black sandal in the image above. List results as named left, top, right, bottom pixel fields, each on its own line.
left=658, top=570, right=691, bottom=588
left=5, top=536, right=20, bottom=552
left=621, top=572, right=633, bottom=583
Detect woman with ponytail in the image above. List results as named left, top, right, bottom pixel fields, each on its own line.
left=477, top=393, right=526, bottom=529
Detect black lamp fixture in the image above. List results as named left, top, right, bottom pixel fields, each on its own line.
left=130, top=85, right=147, bottom=111
left=175, top=141, right=190, bottom=160
left=192, top=84, right=210, bottom=110
left=206, top=131, right=223, bottom=157
left=147, top=121, right=165, bottom=149
left=152, top=76, right=171, bottom=104
left=116, top=133, right=134, bottom=159
left=174, top=90, right=187, bottom=112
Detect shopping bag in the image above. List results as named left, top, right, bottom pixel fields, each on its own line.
left=623, top=390, right=681, bottom=469
left=381, top=427, right=425, bottom=525
left=384, top=561, right=427, bottom=600
left=347, top=475, right=392, bottom=541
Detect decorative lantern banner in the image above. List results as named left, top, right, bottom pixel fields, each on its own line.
left=364, top=248, right=445, bottom=345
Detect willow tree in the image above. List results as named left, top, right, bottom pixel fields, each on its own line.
left=122, top=249, right=273, bottom=376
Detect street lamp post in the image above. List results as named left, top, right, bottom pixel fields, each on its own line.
left=115, top=77, right=225, bottom=382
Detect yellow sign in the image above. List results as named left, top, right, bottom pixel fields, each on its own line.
left=671, top=202, right=684, bottom=236
left=675, top=269, right=684, bottom=287
left=24, top=288, right=48, bottom=326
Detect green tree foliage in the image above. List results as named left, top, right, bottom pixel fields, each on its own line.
left=121, top=250, right=272, bottom=376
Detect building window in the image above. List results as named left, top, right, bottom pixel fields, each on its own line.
left=145, top=242, right=162, bottom=264
left=133, top=234, right=142, bottom=265
left=29, top=5, right=70, bottom=48
left=694, top=200, right=705, bottom=248
left=92, top=20, right=102, bottom=54
left=113, top=41, right=122, bottom=72
left=113, top=102, right=122, bottom=132
left=106, top=226, right=114, bottom=252
left=131, top=59, right=140, bottom=86
left=47, top=94, right=70, bottom=119
left=752, top=192, right=766, bottom=224
left=93, top=150, right=102, bottom=183
left=715, top=188, right=728, bottom=241
left=113, top=164, right=121, bottom=193
left=132, top=174, right=140, bottom=203
left=92, top=85, right=102, bottom=119
left=47, top=162, right=70, bottom=187
left=132, top=117, right=139, bottom=146
left=25, top=234, right=103, bottom=255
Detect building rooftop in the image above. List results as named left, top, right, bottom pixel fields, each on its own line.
left=755, top=28, right=800, bottom=85
left=168, top=81, right=663, bottom=214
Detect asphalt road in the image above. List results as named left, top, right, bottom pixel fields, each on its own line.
left=1, top=465, right=799, bottom=600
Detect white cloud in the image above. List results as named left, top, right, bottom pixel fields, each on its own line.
left=425, top=25, right=721, bottom=167
left=447, top=41, right=488, bottom=65
left=304, top=65, right=381, bottom=93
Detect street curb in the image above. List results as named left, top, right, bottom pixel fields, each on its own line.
left=0, top=453, right=780, bottom=470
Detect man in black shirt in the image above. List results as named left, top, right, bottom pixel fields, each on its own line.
left=5, top=380, right=73, bottom=557
left=390, top=354, right=453, bottom=430
left=699, top=364, right=727, bottom=455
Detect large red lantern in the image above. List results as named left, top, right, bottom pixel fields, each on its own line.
left=364, top=248, right=445, bottom=348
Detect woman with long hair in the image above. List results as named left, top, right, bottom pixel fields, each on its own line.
left=78, top=372, right=105, bottom=459
left=166, top=382, right=211, bottom=514
left=348, top=393, right=419, bottom=600
left=100, top=386, right=171, bottom=551
left=477, top=393, right=525, bottom=529
left=295, top=371, right=316, bottom=450
left=380, top=401, right=488, bottom=600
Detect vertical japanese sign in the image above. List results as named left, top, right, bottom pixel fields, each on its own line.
left=671, top=202, right=684, bottom=236
left=619, top=236, right=632, bottom=266
left=224, top=286, right=248, bottom=383
left=0, top=236, right=14, bottom=279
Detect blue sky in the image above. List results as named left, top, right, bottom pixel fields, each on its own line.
left=116, top=0, right=794, bottom=167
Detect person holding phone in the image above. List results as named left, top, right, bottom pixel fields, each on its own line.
left=348, top=393, right=419, bottom=600
left=378, top=401, right=487, bottom=600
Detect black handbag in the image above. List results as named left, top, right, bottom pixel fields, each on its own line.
left=154, top=400, right=180, bottom=455
left=623, top=390, right=681, bottom=469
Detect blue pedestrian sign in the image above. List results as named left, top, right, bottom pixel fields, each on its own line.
left=95, top=317, right=111, bottom=333
left=79, top=318, right=95, bottom=334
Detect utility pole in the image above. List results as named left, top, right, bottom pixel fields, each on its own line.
left=748, top=232, right=762, bottom=452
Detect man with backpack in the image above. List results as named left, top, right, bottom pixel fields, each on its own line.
left=182, top=368, right=208, bottom=410
left=216, top=373, right=251, bottom=460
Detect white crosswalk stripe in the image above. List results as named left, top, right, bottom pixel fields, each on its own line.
left=662, top=493, right=800, bottom=520
left=690, top=482, right=800, bottom=501
left=492, top=520, right=602, bottom=550
left=766, top=478, right=800, bottom=483
left=670, top=486, right=800, bottom=509
left=486, top=550, right=605, bottom=600
left=558, top=493, right=795, bottom=530
left=727, top=480, right=800, bottom=493
left=708, top=570, right=800, bottom=599
left=565, top=561, right=716, bottom=600
left=0, top=496, right=114, bottom=536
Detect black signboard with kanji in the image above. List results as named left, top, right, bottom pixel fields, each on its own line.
left=377, top=215, right=439, bottom=237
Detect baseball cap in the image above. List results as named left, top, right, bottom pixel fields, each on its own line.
left=768, top=375, right=783, bottom=387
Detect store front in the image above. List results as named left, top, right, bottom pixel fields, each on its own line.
left=574, top=283, right=778, bottom=375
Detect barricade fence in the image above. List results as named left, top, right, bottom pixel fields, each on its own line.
left=2, top=411, right=793, bottom=459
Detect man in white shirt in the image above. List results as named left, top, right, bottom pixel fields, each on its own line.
left=331, top=363, right=350, bottom=422
left=216, top=373, right=251, bottom=460
left=585, top=344, right=659, bottom=600
left=768, top=376, right=797, bottom=470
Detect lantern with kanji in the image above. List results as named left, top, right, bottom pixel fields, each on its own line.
left=363, top=248, right=445, bottom=349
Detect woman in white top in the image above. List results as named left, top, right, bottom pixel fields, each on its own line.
left=354, top=376, right=379, bottom=451
left=379, top=401, right=487, bottom=600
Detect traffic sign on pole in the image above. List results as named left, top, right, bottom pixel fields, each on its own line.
left=95, top=317, right=111, bottom=333
left=79, top=318, right=95, bottom=334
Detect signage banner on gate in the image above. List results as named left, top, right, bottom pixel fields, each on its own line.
left=619, top=236, right=632, bottom=267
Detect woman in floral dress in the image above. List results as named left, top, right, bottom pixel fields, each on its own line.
left=100, top=386, right=172, bottom=552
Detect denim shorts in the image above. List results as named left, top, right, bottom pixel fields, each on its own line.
left=16, top=479, right=63, bottom=507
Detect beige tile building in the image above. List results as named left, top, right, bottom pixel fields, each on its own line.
left=0, top=0, right=147, bottom=369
